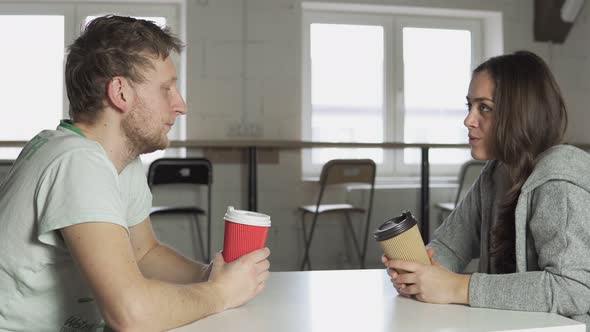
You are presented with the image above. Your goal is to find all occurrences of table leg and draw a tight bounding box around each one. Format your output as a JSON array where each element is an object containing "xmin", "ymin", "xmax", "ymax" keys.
[
  {"xmin": 248, "ymin": 147, "xmax": 258, "ymax": 212},
  {"xmin": 207, "ymin": 186, "xmax": 212, "ymax": 262},
  {"xmin": 420, "ymin": 147, "xmax": 429, "ymax": 243}
]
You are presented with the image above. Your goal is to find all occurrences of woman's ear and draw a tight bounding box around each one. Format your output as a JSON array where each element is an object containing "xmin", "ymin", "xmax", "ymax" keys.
[{"xmin": 106, "ymin": 76, "xmax": 133, "ymax": 113}]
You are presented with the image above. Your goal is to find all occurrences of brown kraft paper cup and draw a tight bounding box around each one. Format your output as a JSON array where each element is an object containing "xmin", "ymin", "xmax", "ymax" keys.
[{"xmin": 374, "ymin": 210, "xmax": 430, "ymax": 274}]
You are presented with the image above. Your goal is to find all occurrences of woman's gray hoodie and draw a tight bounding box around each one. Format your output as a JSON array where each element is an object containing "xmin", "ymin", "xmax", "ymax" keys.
[{"xmin": 429, "ymin": 145, "xmax": 590, "ymax": 328}]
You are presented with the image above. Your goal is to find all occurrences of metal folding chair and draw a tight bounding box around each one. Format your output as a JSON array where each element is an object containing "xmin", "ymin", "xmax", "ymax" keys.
[
  {"xmin": 435, "ymin": 160, "xmax": 486, "ymax": 218},
  {"xmin": 299, "ymin": 159, "xmax": 376, "ymax": 270},
  {"xmin": 148, "ymin": 158, "xmax": 212, "ymax": 262},
  {"xmin": 0, "ymin": 160, "xmax": 14, "ymax": 185}
]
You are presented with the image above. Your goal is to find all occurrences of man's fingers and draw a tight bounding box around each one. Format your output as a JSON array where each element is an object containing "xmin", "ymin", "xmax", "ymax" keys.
[
  {"xmin": 241, "ymin": 247, "xmax": 271, "ymax": 263},
  {"xmin": 257, "ymin": 270, "xmax": 270, "ymax": 284},
  {"xmin": 213, "ymin": 252, "xmax": 225, "ymax": 266},
  {"xmin": 256, "ymin": 259, "xmax": 270, "ymax": 273},
  {"xmin": 255, "ymin": 281, "xmax": 266, "ymax": 295}
]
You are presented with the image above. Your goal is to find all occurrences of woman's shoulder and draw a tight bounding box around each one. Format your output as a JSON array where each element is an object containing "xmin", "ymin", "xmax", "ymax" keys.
[
  {"xmin": 522, "ymin": 144, "xmax": 590, "ymax": 193},
  {"xmin": 535, "ymin": 144, "xmax": 590, "ymax": 173}
]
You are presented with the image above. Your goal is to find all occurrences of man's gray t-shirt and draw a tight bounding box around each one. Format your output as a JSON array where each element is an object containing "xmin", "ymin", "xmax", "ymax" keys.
[{"xmin": 0, "ymin": 122, "xmax": 152, "ymax": 331}]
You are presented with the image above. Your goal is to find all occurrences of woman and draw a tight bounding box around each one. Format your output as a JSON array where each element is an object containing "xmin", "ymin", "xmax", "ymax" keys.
[{"xmin": 383, "ymin": 50, "xmax": 590, "ymax": 327}]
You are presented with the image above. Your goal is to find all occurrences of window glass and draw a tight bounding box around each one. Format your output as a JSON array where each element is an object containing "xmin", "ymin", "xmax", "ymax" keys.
[
  {"xmin": 0, "ymin": 15, "xmax": 64, "ymax": 159},
  {"xmin": 84, "ymin": 15, "xmax": 166, "ymax": 29},
  {"xmin": 402, "ymin": 27, "xmax": 472, "ymax": 164},
  {"xmin": 302, "ymin": 9, "xmax": 491, "ymax": 178},
  {"xmin": 310, "ymin": 23, "xmax": 384, "ymax": 165}
]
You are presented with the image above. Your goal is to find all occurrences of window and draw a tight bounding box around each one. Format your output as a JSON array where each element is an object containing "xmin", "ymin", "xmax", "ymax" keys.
[
  {"xmin": 0, "ymin": 5, "xmax": 71, "ymax": 160},
  {"xmin": 309, "ymin": 22, "xmax": 385, "ymax": 165},
  {"xmin": 302, "ymin": 4, "xmax": 502, "ymax": 178},
  {"xmin": 0, "ymin": 3, "xmax": 185, "ymax": 164},
  {"xmin": 394, "ymin": 16, "xmax": 482, "ymax": 174},
  {"xmin": 83, "ymin": 15, "xmax": 167, "ymax": 29}
]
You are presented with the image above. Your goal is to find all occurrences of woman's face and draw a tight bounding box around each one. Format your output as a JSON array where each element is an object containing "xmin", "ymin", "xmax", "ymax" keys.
[{"xmin": 464, "ymin": 70, "xmax": 495, "ymax": 160}]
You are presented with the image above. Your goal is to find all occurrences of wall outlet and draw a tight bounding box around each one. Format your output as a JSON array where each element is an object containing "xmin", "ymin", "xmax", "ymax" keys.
[{"xmin": 227, "ymin": 122, "xmax": 264, "ymax": 138}]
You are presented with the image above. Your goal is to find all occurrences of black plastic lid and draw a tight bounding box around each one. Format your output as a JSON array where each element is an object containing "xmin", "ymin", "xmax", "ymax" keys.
[{"xmin": 373, "ymin": 210, "xmax": 418, "ymax": 242}]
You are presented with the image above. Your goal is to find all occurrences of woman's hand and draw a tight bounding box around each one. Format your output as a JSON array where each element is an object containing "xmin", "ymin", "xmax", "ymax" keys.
[{"xmin": 382, "ymin": 248, "xmax": 471, "ymax": 305}]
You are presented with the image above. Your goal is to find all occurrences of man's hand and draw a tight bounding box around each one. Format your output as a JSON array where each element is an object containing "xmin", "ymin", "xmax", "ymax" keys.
[
  {"xmin": 63, "ymin": 221, "xmax": 270, "ymax": 330},
  {"xmin": 382, "ymin": 248, "xmax": 470, "ymax": 304},
  {"xmin": 208, "ymin": 248, "xmax": 271, "ymax": 310}
]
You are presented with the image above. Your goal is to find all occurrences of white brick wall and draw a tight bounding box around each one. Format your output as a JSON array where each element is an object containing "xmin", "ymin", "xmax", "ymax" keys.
[{"xmin": 151, "ymin": 0, "xmax": 590, "ymax": 271}]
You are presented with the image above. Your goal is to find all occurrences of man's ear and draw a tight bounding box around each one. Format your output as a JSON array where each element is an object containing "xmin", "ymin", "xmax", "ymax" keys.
[{"xmin": 106, "ymin": 76, "xmax": 133, "ymax": 113}]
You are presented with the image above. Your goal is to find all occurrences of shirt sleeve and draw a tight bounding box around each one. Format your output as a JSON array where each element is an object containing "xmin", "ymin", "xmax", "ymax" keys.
[
  {"xmin": 120, "ymin": 157, "xmax": 152, "ymax": 227},
  {"xmin": 469, "ymin": 181, "xmax": 590, "ymax": 317},
  {"xmin": 35, "ymin": 149, "xmax": 128, "ymax": 248}
]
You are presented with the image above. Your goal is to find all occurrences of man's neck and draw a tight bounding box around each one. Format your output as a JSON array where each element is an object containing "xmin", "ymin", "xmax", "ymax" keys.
[{"xmin": 73, "ymin": 119, "xmax": 137, "ymax": 173}]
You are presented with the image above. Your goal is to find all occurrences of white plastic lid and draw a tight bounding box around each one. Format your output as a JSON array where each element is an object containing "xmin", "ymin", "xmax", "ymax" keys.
[{"xmin": 224, "ymin": 206, "xmax": 271, "ymax": 227}]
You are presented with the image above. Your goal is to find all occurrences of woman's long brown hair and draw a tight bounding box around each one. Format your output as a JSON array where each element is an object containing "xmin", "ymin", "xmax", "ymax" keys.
[{"xmin": 473, "ymin": 51, "xmax": 568, "ymax": 273}]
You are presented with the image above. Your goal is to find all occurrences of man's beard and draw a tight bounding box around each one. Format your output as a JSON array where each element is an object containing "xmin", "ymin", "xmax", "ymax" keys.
[{"xmin": 121, "ymin": 98, "xmax": 169, "ymax": 157}]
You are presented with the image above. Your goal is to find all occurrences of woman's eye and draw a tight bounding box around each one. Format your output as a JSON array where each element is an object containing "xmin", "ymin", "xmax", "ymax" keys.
[
  {"xmin": 478, "ymin": 104, "xmax": 492, "ymax": 112},
  {"xmin": 465, "ymin": 102, "xmax": 472, "ymax": 112}
]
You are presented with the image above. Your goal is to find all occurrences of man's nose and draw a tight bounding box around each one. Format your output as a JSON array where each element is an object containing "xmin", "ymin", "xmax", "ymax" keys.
[{"xmin": 173, "ymin": 92, "xmax": 187, "ymax": 115}]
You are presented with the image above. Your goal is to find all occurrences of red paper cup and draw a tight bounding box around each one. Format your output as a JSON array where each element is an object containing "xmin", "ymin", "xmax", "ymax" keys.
[{"xmin": 222, "ymin": 206, "xmax": 271, "ymax": 262}]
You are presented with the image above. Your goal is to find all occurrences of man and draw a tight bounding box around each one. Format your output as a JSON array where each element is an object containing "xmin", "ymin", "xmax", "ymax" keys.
[{"xmin": 0, "ymin": 15, "xmax": 270, "ymax": 331}]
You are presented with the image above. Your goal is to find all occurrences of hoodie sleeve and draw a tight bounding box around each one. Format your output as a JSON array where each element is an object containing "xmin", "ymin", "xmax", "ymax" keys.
[
  {"xmin": 469, "ymin": 181, "xmax": 590, "ymax": 317},
  {"xmin": 427, "ymin": 166, "xmax": 486, "ymax": 273}
]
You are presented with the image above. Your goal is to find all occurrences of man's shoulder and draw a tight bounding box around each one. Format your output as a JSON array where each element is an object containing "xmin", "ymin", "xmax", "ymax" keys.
[
  {"xmin": 7, "ymin": 129, "xmax": 113, "ymax": 185},
  {"xmin": 21, "ymin": 129, "xmax": 104, "ymax": 163}
]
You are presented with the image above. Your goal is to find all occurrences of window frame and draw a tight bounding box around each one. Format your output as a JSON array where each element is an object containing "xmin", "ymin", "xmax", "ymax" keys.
[
  {"xmin": 392, "ymin": 15, "xmax": 483, "ymax": 176},
  {"xmin": 302, "ymin": 11, "xmax": 393, "ymax": 178},
  {"xmin": 0, "ymin": 3, "xmax": 75, "ymax": 121},
  {"xmin": 301, "ymin": 3, "xmax": 501, "ymax": 181},
  {"xmin": 0, "ymin": 2, "xmax": 186, "ymax": 162}
]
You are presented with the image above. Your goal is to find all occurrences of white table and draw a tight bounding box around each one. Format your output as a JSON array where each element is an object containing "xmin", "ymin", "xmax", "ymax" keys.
[{"xmin": 170, "ymin": 269, "xmax": 585, "ymax": 332}]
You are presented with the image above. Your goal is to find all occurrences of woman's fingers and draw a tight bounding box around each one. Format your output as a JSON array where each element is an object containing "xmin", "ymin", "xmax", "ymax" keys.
[
  {"xmin": 394, "ymin": 272, "xmax": 416, "ymax": 284},
  {"xmin": 388, "ymin": 259, "xmax": 421, "ymax": 273},
  {"xmin": 393, "ymin": 282, "xmax": 406, "ymax": 289},
  {"xmin": 426, "ymin": 247, "xmax": 435, "ymax": 258},
  {"xmin": 386, "ymin": 268, "xmax": 398, "ymax": 279},
  {"xmin": 399, "ymin": 283, "xmax": 420, "ymax": 295}
]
